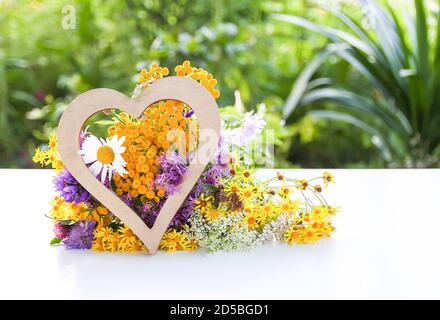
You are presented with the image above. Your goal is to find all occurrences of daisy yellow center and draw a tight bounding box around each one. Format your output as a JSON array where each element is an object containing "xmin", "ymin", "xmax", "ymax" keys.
[{"xmin": 96, "ymin": 145, "xmax": 115, "ymax": 164}]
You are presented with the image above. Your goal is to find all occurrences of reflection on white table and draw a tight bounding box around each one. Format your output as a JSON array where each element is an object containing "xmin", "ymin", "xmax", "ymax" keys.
[{"xmin": 0, "ymin": 169, "xmax": 439, "ymax": 299}]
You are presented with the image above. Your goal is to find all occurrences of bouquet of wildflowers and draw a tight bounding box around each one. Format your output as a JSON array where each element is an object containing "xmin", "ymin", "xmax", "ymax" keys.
[{"xmin": 33, "ymin": 61, "xmax": 338, "ymax": 253}]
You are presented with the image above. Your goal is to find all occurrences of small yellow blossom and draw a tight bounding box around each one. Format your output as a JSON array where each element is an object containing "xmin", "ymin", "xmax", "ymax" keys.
[
  {"xmin": 237, "ymin": 164, "xmax": 254, "ymax": 183},
  {"xmin": 279, "ymin": 184, "xmax": 292, "ymax": 198},
  {"xmin": 49, "ymin": 196, "xmax": 88, "ymax": 221},
  {"xmin": 193, "ymin": 194, "xmax": 214, "ymax": 213},
  {"xmin": 224, "ymin": 181, "xmax": 240, "ymax": 196},
  {"xmin": 48, "ymin": 133, "xmax": 57, "ymax": 150},
  {"xmin": 32, "ymin": 147, "xmax": 46, "ymax": 166},
  {"xmin": 117, "ymin": 225, "xmax": 137, "ymax": 250},
  {"xmin": 242, "ymin": 211, "xmax": 260, "ymax": 229},
  {"xmin": 239, "ymin": 186, "xmax": 254, "ymax": 203},
  {"xmin": 298, "ymin": 179, "xmax": 309, "ymax": 191},
  {"xmin": 284, "ymin": 227, "xmax": 302, "ymax": 245},
  {"xmin": 159, "ymin": 229, "xmax": 192, "ymax": 252},
  {"xmin": 323, "ymin": 171, "xmax": 335, "ymax": 187},
  {"xmin": 204, "ymin": 208, "xmax": 223, "ymax": 221},
  {"xmin": 279, "ymin": 199, "xmax": 301, "ymax": 214}
]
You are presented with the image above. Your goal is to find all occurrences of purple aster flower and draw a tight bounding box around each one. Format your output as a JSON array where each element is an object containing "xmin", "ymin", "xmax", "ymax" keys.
[
  {"xmin": 53, "ymin": 169, "xmax": 91, "ymax": 204},
  {"xmin": 121, "ymin": 193, "xmax": 133, "ymax": 206},
  {"xmin": 142, "ymin": 201, "xmax": 164, "ymax": 228},
  {"xmin": 202, "ymin": 161, "xmax": 229, "ymax": 187},
  {"xmin": 169, "ymin": 203, "xmax": 194, "ymax": 228},
  {"xmin": 140, "ymin": 198, "xmax": 194, "ymax": 228},
  {"xmin": 63, "ymin": 220, "xmax": 96, "ymax": 250},
  {"xmin": 154, "ymin": 151, "xmax": 188, "ymax": 196},
  {"xmin": 53, "ymin": 223, "xmax": 70, "ymax": 239},
  {"xmin": 214, "ymin": 134, "xmax": 230, "ymax": 165},
  {"xmin": 141, "ymin": 201, "xmax": 156, "ymax": 216}
]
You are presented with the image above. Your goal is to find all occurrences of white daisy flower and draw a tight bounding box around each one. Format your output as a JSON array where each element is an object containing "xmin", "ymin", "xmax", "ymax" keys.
[{"xmin": 79, "ymin": 134, "xmax": 128, "ymax": 183}]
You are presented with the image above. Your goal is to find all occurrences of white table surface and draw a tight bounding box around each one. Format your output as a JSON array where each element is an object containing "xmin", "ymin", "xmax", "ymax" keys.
[{"xmin": 0, "ymin": 168, "xmax": 439, "ymax": 299}]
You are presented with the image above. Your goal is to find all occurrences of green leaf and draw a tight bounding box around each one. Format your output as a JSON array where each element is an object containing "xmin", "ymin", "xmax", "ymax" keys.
[
  {"xmin": 309, "ymin": 110, "xmax": 392, "ymax": 161},
  {"xmin": 434, "ymin": 0, "xmax": 440, "ymax": 65},
  {"xmin": 11, "ymin": 90, "xmax": 40, "ymax": 106},
  {"xmin": 367, "ymin": 1, "xmax": 405, "ymax": 77},
  {"xmin": 50, "ymin": 237, "xmax": 63, "ymax": 245},
  {"xmin": 414, "ymin": 0, "xmax": 430, "ymax": 83},
  {"xmin": 44, "ymin": 214, "xmax": 72, "ymax": 225},
  {"xmin": 282, "ymin": 50, "xmax": 331, "ymax": 120},
  {"xmin": 203, "ymin": 184, "xmax": 219, "ymax": 193},
  {"xmin": 94, "ymin": 120, "xmax": 117, "ymax": 125},
  {"xmin": 273, "ymin": 14, "xmax": 375, "ymax": 55},
  {"xmin": 300, "ymin": 88, "xmax": 410, "ymax": 137}
]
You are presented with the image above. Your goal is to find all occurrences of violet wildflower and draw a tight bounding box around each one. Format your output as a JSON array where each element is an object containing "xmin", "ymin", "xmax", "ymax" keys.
[
  {"xmin": 183, "ymin": 110, "xmax": 194, "ymax": 118},
  {"xmin": 154, "ymin": 151, "xmax": 188, "ymax": 196},
  {"xmin": 203, "ymin": 161, "xmax": 229, "ymax": 187},
  {"xmin": 53, "ymin": 169, "xmax": 91, "ymax": 204},
  {"xmin": 63, "ymin": 220, "xmax": 96, "ymax": 250},
  {"xmin": 121, "ymin": 193, "xmax": 133, "ymax": 206},
  {"xmin": 143, "ymin": 201, "xmax": 164, "ymax": 228},
  {"xmin": 215, "ymin": 134, "xmax": 230, "ymax": 165},
  {"xmin": 240, "ymin": 111, "xmax": 266, "ymax": 144},
  {"xmin": 53, "ymin": 223, "xmax": 70, "ymax": 239},
  {"xmin": 222, "ymin": 111, "xmax": 266, "ymax": 147},
  {"xmin": 141, "ymin": 198, "xmax": 194, "ymax": 228},
  {"xmin": 169, "ymin": 202, "xmax": 194, "ymax": 227}
]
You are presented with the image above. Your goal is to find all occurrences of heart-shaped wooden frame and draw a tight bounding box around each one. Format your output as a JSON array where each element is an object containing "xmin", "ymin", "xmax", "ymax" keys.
[{"xmin": 57, "ymin": 76, "xmax": 221, "ymax": 254}]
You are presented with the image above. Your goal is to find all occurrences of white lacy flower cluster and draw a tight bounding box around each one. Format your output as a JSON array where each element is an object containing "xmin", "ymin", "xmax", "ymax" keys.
[{"xmin": 187, "ymin": 211, "xmax": 295, "ymax": 253}]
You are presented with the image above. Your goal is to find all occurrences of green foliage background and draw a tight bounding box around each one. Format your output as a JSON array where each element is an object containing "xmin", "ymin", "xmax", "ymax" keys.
[{"xmin": 0, "ymin": 0, "xmax": 436, "ymax": 168}]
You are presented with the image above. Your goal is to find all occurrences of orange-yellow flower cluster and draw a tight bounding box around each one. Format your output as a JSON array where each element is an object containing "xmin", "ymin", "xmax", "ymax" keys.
[
  {"xmin": 32, "ymin": 133, "xmax": 64, "ymax": 171},
  {"xmin": 108, "ymin": 101, "xmax": 197, "ymax": 202},
  {"xmin": 137, "ymin": 63, "xmax": 169, "ymax": 83},
  {"xmin": 159, "ymin": 229, "xmax": 196, "ymax": 252},
  {"xmin": 175, "ymin": 60, "xmax": 220, "ymax": 99},
  {"xmin": 284, "ymin": 205, "xmax": 337, "ymax": 244},
  {"xmin": 108, "ymin": 61, "xmax": 220, "ymax": 205},
  {"xmin": 138, "ymin": 61, "xmax": 220, "ymax": 99},
  {"xmin": 92, "ymin": 225, "xmax": 148, "ymax": 252},
  {"xmin": 50, "ymin": 196, "xmax": 112, "ymax": 225}
]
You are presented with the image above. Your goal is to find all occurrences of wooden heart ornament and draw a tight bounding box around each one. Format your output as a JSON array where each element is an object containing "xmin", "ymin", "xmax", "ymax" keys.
[{"xmin": 57, "ymin": 76, "xmax": 221, "ymax": 254}]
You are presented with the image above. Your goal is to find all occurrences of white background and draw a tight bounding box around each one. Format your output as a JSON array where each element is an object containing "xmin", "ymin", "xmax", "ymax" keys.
[{"xmin": 0, "ymin": 169, "xmax": 439, "ymax": 299}]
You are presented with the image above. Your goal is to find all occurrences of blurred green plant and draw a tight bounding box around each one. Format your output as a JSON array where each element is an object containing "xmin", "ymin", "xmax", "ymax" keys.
[
  {"xmin": 275, "ymin": 0, "xmax": 440, "ymax": 167},
  {"xmin": 1, "ymin": 0, "xmax": 313, "ymax": 167},
  {"xmin": 1, "ymin": 0, "xmax": 419, "ymax": 168}
]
